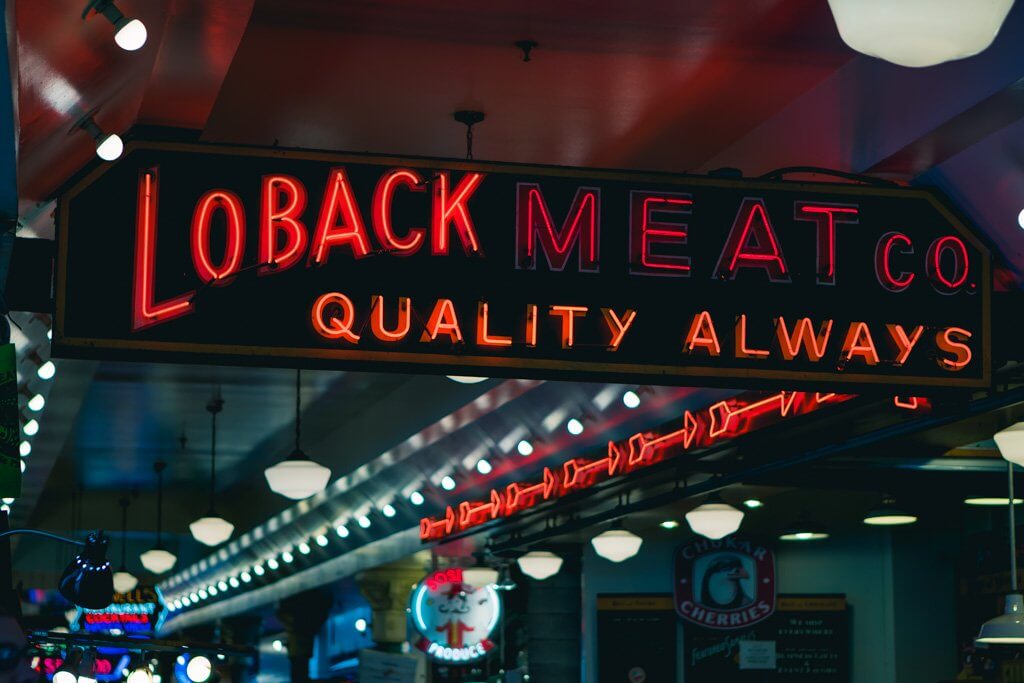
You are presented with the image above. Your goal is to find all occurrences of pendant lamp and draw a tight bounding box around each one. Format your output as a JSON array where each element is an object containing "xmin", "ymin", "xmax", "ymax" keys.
[
  {"xmin": 591, "ymin": 522, "xmax": 643, "ymax": 562},
  {"xmin": 517, "ymin": 550, "xmax": 563, "ymax": 580},
  {"xmin": 995, "ymin": 423, "xmax": 1024, "ymax": 467},
  {"xmin": 685, "ymin": 493, "xmax": 744, "ymax": 540},
  {"xmin": 112, "ymin": 497, "xmax": 138, "ymax": 594},
  {"xmin": 779, "ymin": 511, "xmax": 830, "ymax": 542},
  {"xmin": 977, "ymin": 461, "xmax": 1024, "ymax": 644},
  {"xmin": 826, "ymin": 0, "xmax": 1014, "ymax": 68},
  {"xmin": 190, "ymin": 392, "xmax": 235, "ymax": 546},
  {"xmin": 463, "ymin": 552, "xmax": 499, "ymax": 587},
  {"xmin": 140, "ymin": 461, "xmax": 176, "ymax": 574},
  {"xmin": 264, "ymin": 370, "xmax": 331, "ymax": 500},
  {"xmin": 863, "ymin": 496, "xmax": 918, "ymax": 526}
]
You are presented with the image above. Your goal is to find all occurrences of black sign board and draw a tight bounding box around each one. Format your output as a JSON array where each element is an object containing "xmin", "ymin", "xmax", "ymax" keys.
[
  {"xmin": 55, "ymin": 142, "xmax": 991, "ymax": 390},
  {"xmin": 597, "ymin": 595, "xmax": 678, "ymax": 683}
]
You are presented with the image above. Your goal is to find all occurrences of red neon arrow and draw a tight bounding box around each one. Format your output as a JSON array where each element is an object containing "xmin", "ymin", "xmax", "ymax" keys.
[
  {"xmin": 708, "ymin": 391, "xmax": 798, "ymax": 439},
  {"xmin": 458, "ymin": 489, "xmax": 504, "ymax": 527},
  {"xmin": 419, "ymin": 505, "xmax": 457, "ymax": 541},
  {"xmin": 505, "ymin": 467, "xmax": 558, "ymax": 512},
  {"xmin": 563, "ymin": 447, "xmax": 622, "ymax": 490},
  {"xmin": 627, "ymin": 410, "xmax": 699, "ymax": 467}
]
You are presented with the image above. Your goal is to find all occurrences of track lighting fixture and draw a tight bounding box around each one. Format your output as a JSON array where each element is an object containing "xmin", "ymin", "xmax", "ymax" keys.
[
  {"xmin": 71, "ymin": 111, "xmax": 123, "ymax": 161},
  {"xmin": 82, "ymin": 0, "xmax": 147, "ymax": 51}
]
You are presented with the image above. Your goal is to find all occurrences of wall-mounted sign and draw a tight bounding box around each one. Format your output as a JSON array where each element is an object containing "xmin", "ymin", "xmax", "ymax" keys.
[
  {"xmin": 72, "ymin": 585, "xmax": 165, "ymax": 636},
  {"xmin": 675, "ymin": 537, "xmax": 776, "ymax": 630},
  {"xmin": 420, "ymin": 390, "xmax": 928, "ymax": 542},
  {"xmin": 55, "ymin": 142, "xmax": 990, "ymax": 390},
  {"xmin": 409, "ymin": 568, "xmax": 501, "ymax": 662}
]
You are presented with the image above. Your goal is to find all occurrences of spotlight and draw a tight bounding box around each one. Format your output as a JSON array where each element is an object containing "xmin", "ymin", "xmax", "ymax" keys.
[
  {"xmin": 267, "ymin": 558, "xmax": 279, "ymax": 571},
  {"xmin": 409, "ymin": 491, "xmax": 425, "ymax": 505},
  {"xmin": 37, "ymin": 360, "xmax": 56, "ymax": 380},
  {"xmin": 517, "ymin": 440, "xmax": 534, "ymax": 456},
  {"xmin": 83, "ymin": 0, "xmax": 148, "ymax": 51},
  {"xmin": 240, "ymin": 571, "xmax": 252, "ymax": 583},
  {"xmin": 743, "ymin": 499, "xmax": 764, "ymax": 509},
  {"xmin": 185, "ymin": 655, "xmax": 212, "ymax": 683},
  {"xmin": 27, "ymin": 394, "xmax": 44, "ymax": 411},
  {"xmin": 659, "ymin": 520, "xmax": 679, "ymax": 529},
  {"xmin": 567, "ymin": 418, "xmax": 584, "ymax": 436},
  {"xmin": 335, "ymin": 525, "xmax": 350, "ymax": 538},
  {"xmin": 298, "ymin": 542, "xmax": 311, "ymax": 555},
  {"xmin": 357, "ymin": 515, "xmax": 372, "ymax": 529},
  {"xmin": 476, "ymin": 459, "xmax": 492, "ymax": 475},
  {"xmin": 19, "ymin": 441, "xmax": 30, "ymax": 457},
  {"xmin": 354, "ymin": 618, "xmax": 368, "ymax": 633},
  {"xmin": 228, "ymin": 576, "xmax": 240, "ymax": 588},
  {"xmin": 315, "ymin": 534, "xmax": 328, "ymax": 547},
  {"xmin": 281, "ymin": 550, "xmax": 294, "ymax": 564},
  {"xmin": 70, "ymin": 113, "xmax": 123, "ymax": 161},
  {"xmin": 382, "ymin": 504, "xmax": 397, "ymax": 518},
  {"xmin": 271, "ymin": 640, "xmax": 283, "ymax": 652},
  {"xmin": 441, "ymin": 476, "xmax": 456, "ymax": 491},
  {"xmin": 23, "ymin": 419, "xmax": 39, "ymax": 436},
  {"xmin": 253, "ymin": 564, "xmax": 266, "ymax": 576},
  {"xmin": 622, "ymin": 390, "xmax": 641, "ymax": 408}
]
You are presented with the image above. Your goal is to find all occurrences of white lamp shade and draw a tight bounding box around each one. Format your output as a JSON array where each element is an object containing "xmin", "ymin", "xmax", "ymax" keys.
[
  {"xmin": 189, "ymin": 516, "xmax": 235, "ymax": 546},
  {"xmin": 53, "ymin": 671, "xmax": 76, "ymax": 683},
  {"xmin": 446, "ymin": 375, "xmax": 488, "ymax": 384},
  {"xmin": 114, "ymin": 18, "xmax": 148, "ymax": 51},
  {"xmin": 977, "ymin": 594, "xmax": 1024, "ymax": 644},
  {"xmin": 517, "ymin": 551, "xmax": 563, "ymax": 580},
  {"xmin": 126, "ymin": 668, "xmax": 153, "ymax": 683},
  {"xmin": 685, "ymin": 501, "xmax": 744, "ymax": 540},
  {"xmin": 827, "ymin": 0, "xmax": 1014, "ymax": 67},
  {"xmin": 139, "ymin": 548, "xmax": 177, "ymax": 574},
  {"xmin": 591, "ymin": 529, "xmax": 643, "ymax": 562},
  {"xmin": 264, "ymin": 455, "xmax": 331, "ymax": 500},
  {"xmin": 995, "ymin": 423, "xmax": 1024, "ymax": 466},
  {"xmin": 185, "ymin": 656, "xmax": 213, "ymax": 683},
  {"xmin": 462, "ymin": 566, "xmax": 499, "ymax": 587},
  {"xmin": 95, "ymin": 133, "xmax": 124, "ymax": 161},
  {"xmin": 112, "ymin": 571, "xmax": 139, "ymax": 594}
]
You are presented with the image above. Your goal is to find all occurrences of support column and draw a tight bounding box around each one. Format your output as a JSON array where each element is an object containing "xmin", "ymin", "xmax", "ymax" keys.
[
  {"xmin": 355, "ymin": 558, "xmax": 426, "ymax": 652},
  {"xmin": 277, "ymin": 588, "xmax": 331, "ymax": 683},
  {"xmin": 220, "ymin": 615, "xmax": 264, "ymax": 683},
  {"xmin": 526, "ymin": 544, "xmax": 582, "ymax": 683}
]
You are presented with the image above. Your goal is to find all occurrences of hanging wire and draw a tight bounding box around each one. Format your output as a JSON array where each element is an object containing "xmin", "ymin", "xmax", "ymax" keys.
[
  {"xmin": 295, "ymin": 369, "xmax": 302, "ymax": 450},
  {"xmin": 119, "ymin": 497, "xmax": 129, "ymax": 570},
  {"xmin": 155, "ymin": 460, "xmax": 167, "ymax": 547},
  {"xmin": 466, "ymin": 124, "xmax": 474, "ymax": 161},
  {"xmin": 1010, "ymin": 460, "xmax": 1018, "ymax": 591},
  {"xmin": 207, "ymin": 388, "xmax": 224, "ymax": 512}
]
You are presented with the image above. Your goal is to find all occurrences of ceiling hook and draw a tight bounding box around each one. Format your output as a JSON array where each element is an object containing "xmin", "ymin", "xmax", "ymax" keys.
[{"xmin": 515, "ymin": 40, "xmax": 539, "ymax": 62}]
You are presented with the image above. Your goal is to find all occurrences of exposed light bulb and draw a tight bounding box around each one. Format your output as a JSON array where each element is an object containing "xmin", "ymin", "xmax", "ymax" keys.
[
  {"xmin": 357, "ymin": 515, "xmax": 372, "ymax": 529},
  {"xmin": 281, "ymin": 551, "xmax": 294, "ymax": 564},
  {"xmin": 27, "ymin": 394, "xmax": 45, "ymax": 411},
  {"xmin": 335, "ymin": 524, "xmax": 350, "ymax": 538},
  {"xmin": 441, "ymin": 475, "xmax": 456, "ymax": 491},
  {"xmin": 476, "ymin": 459, "xmax": 492, "ymax": 475},
  {"xmin": 114, "ymin": 18, "xmax": 147, "ymax": 51},
  {"xmin": 382, "ymin": 503, "xmax": 396, "ymax": 517},
  {"xmin": 95, "ymin": 133, "xmax": 124, "ymax": 161},
  {"xmin": 23, "ymin": 419, "xmax": 39, "ymax": 436},
  {"xmin": 37, "ymin": 360, "xmax": 56, "ymax": 380},
  {"xmin": 409, "ymin": 491, "xmax": 425, "ymax": 505},
  {"xmin": 315, "ymin": 534, "xmax": 329, "ymax": 547},
  {"xmin": 446, "ymin": 376, "xmax": 488, "ymax": 384},
  {"xmin": 623, "ymin": 390, "xmax": 641, "ymax": 408},
  {"xmin": 354, "ymin": 618, "xmax": 368, "ymax": 633},
  {"xmin": 567, "ymin": 418, "xmax": 584, "ymax": 435},
  {"xmin": 517, "ymin": 440, "xmax": 534, "ymax": 456},
  {"xmin": 19, "ymin": 441, "xmax": 30, "ymax": 457},
  {"xmin": 298, "ymin": 542, "xmax": 311, "ymax": 555}
]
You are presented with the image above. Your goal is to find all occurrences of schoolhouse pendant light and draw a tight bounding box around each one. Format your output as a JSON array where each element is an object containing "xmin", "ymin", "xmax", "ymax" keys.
[
  {"xmin": 591, "ymin": 523, "xmax": 643, "ymax": 563},
  {"xmin": 447, "ymin": 376, "xmax": 488, "ymax": 384},
  {"xmin": 995, "ymin": 422, "xmax": 1024, "ymax": 467},
  {"xmin": 863, "ymin": 496, "xmax": 918, "ymax": 526},
  {"xmin": 779, "ymin": 511, "xmax": 830, "ymax": 542},
  {"xmin": 190, "ymin": 391, "xmax": 235, "ymax": 546},
  {"xmin": 265, "ymin": 370, "xmax": 331, "ymax": 500},
  {"xmin": 112, "ymin": 497, "xmax": 138, "ymax": 594},
  {"xmin": 685, "ymin": 494, "xmax": 744, "ymax": 540},
  {"xmin": 463, "ymin": 554, "xmax": 499, "ymax": 587},
  {"xmin": 83, "ymin": 0, "xmax": 148, "ymax": 51},
  {"xmin": 517, "ymin": 550, "xmax": 563, "ymax": 580},
  {"xmin": 977, "ymin": 461, "xmax": 1024, "ymax": 644},
  {"xmin": 140, "ymin": 461, "xmax": 176, "ymax": 574},
  {"xmin": 826, "ymin": 0, "xmax": 1014, "ymax": 68}
]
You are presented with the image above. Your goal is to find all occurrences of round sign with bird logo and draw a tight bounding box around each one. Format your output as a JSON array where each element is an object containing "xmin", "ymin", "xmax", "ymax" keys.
[
  {"xmin": 674, "ymin": 537, "xmax": 775, "ymax": 629},
  {"xmin": 410, "ymin": 568, "xmax": 501, "ymax": 662}
]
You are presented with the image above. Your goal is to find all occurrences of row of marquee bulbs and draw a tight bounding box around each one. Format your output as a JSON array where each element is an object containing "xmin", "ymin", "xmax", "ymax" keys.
[
  {"xmin": 7, "ymin": 350, "xmax": 59, "ymax": 516},
  {"xmin": 52, "ymin": 651, "xmax": 212, "ymax": 683}
]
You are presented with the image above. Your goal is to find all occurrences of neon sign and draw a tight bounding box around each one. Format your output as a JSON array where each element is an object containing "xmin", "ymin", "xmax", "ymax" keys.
[
  {"xmin": 55, "ymin": 142, "xmax": 990, "ymax": 390},
  {"xmin": 73, "ymin": 585, "xmax": 166, "ymax": 636},
  {"xmin": 410, "ymin": 568, "xmax": 501, "ymax": 662},
  {"xmin": 419, "ymin": 391, "xmax": 929, "ymax": 542}
]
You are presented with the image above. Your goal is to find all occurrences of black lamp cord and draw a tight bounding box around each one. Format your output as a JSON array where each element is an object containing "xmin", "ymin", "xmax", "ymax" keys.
[
  {"xmin": 118, "ymin": 497, "xmax": 129, "ymax": 571},
  {"xmin": 295, "ymin": 369, "xmax": 302, "ymax": 451},
  {"xmin": 1010, "ymin": 460, "xmax": 1018, "ymax": 592},
  {"xmin": 154, "ymin": 461, "xmax": 166, "ymax": 548}
]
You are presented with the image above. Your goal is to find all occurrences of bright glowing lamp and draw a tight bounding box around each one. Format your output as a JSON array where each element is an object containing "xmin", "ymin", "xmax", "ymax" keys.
[
  {"xmin": 463, "ymin": 566, "xmax": 500, "ymax": 587},
  {"xmin": 591, "ymin": 528, "xmax": 643, "ymax": 562},
  {"xmin": 127, "ymin": 666, "xmax": 153, "ymax": 683},
  {"xmin": 685, "ymin": 495, "xmax": 744, "ymax": 540},
  {"xmin": 827, "ymin": 0, "xmax": 1014, "ymax": 67},
  {"xmin": 995, "ymin": 422, "xmax": 1024, "ymax": 466},
  {"xmin": 266, "ymin": 370, "xmax": 331, "ymax": 499},
  {"xmin": 112, "ymin": 571, "xmax": 138, "ymax": 594},
  {"xmin": 95, "ymin": 134, "xmax": 124, "ymax": 161},
  {"xmin": 140, "ymin": 548, "xmax": 176, "ymax": 574},
  {"xmin": 517, "ymin": 551, "xmax": 563, "ymax": 580},
  {"xmin": 863, "ymin": 497, "xmax": 917, "ymax": 526},
  {"xmin": 447, "ymin": 376, "xmax": 488, "ymax": 384},
  {"xmin": 114, "ymin": 18, "xmax": 147, "ymax": 51},
  {"xmin": 185, "ymin": 656, "xmax": 212, "ymax": 683},
  {"xmin": 189, "ymin": 516, "xmax": 235, "ymax": 547},
  {"xmin": 978, "ymin": 460, "xmax": 1024, "ymax": 644}
]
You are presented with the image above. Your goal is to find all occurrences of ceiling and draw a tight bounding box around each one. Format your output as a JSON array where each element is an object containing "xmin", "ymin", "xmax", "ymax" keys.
[{"xmin": 6, "ymin": 0, "xmax": 1024, "ymax": 623}]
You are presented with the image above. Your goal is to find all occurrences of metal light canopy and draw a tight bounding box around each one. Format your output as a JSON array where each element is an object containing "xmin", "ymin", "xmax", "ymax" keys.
[
  {"xmin": 265, "ymin": 370, "xmax": 331, "ymax": 500},
  {"xmin": 827, "ymin": 0, "xmax": 1014, "ymax": 68},
  {"xmin": 685, "ymin": 494, "xmax": 744, "ymax": 540}
]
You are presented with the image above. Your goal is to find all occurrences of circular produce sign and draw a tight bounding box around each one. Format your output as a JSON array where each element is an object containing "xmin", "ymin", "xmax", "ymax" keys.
[{"xmin": 409, "ymin": 568, "xmax": 501, "ymax": 662}]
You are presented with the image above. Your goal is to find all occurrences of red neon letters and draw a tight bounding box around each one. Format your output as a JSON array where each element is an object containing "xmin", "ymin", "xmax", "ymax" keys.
[
  {"xmin": 630, "ymin": 192, "xmax": 693, "ymax": 275},
  {"xmin": 714, "ymin": 198, "xmax": 790, "ymax": 282},
  {"xmin": 516, "ymin": 184, "xmax": 600, "ymax": 272}
]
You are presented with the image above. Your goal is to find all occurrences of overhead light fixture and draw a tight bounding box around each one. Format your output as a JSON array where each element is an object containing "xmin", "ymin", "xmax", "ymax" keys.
[
  {"xmin": 779, "ymin": 512, "xmax": 830, "ymax": 542},
  {"xmin": 185, "ymin": 655, "xmax": 213, "ymax": 683},
  {"xmin": 70, "ymin": 111, "xmax": 124, "ymax": 161},
  {"xmin": 190, "ymin": 392, "xmax": 235, "ymax": 546},
  {"xmin": 476, "ymin": 459, "xmax": 492, "ymax": 475},
  {"xmin": 826, "ymin": 0, "xmax": 1013, "ymax": 67},
  {"xmin": 516, "ymin": 439, "xmax": 534, "ymax": 456},
  {"xmin": 685, "ymin": 494, "xmax": 744, "ymax": 540},
  {"xmin": 409, "ymin": 491, "xmax": 425, "ymax": 505},
  {"xmin": 265, "ymin": 370, "xmax": 331, "ymax": 500},
  {"xmin": 440, "ymin": 475, "xmax": 456, "ymax": 491},
  {"xmin": 58, "ymin": 532, "xmax": 114, "ymax": 609},
  {"xmin": 965, "ymin": 497, "xmax": 1024, "ymax": 506},
  {"xmin": 743, "ymin": 499, "xmax": 764, "ymax": 509},
  {"xmin": 495, "ymin": 565, "xmax": 517, "ymax": 592},
  {"xmin": 357, "ymin": 515, "xmax": 372, "ymax": 529},
  {"xmin": 82, "ymin": 0, "xmax": 148, "ymax": 51},
  {"xmin": 19, "ymin": 441, "xmax": 30, "ymax": 457},
  {"xmin": 354, "ymin": 617, "xmax": 369, "ymax": 633},
  {"xmin": 298, "ymin": 542, "xmax": 311, "ymax": 555},
  {"xmin": 23, "ymin": 419, "xmax": 39, "ymax": 436},
  {"xmin": 517, "ymin": 550, "xmax": 563, "ymax": 580},
  {"xmin": 591, "ymin": 524, "xmax": 643, "ymax": 562},
  {"xmin": 463, "ymin": 553, "xmax": 500, "ymax": 588},
  {"xmin": 37, "ymin": 360, "xmax": 56, "ymax": 380},
  {"xmin": 382, "ymin": 503, "xmax": 397, "ymax": 518},
  {"xmin": 1018, "ymin": 207, "xmax": 1024, "ymax": 230},
  {"xmin": 659, "ymin": 520, "xmax": 680, "ymax": 530},
  {"xmin": 622, "ymin": 390, "xmax": 641, "ymax": 409},
  {"xmin": 996, "ymin": 423, "xmax": 1024, "ymax": 466},
  {"xmin": 863, "ymin": 496, "xmax": 918, "ymax": 526},
  {"xmin": 566, "ymin": 418, "xmax": 584, "ymax": 436},
  {"xmin": 447, "ymin": 375, "xmax": 488, "ymax": 384},
  {"xmin": 978, "ymin": 461, "xmax": 1024, "ymax": 644},
  {"xmin": 112, "ymin": 497, "xmax": 138, "ymax": 594},
  {"xmin": 27, "ymin": 393, "xmax": 44, "ymax": 411},
  {"xmin": 335, "ymin": 525, "xmax": 350, "ymax": 538},
  {"xmin": 140, "ymin": 461, "xmax": 177, "ymax": 574},
  {"xmin": 126, "ymin": 664, "xmax": 152, "ymax": 683},
  {"xmin": 315, "ymin": 534, "xmax": 328, "ymax": 547}
]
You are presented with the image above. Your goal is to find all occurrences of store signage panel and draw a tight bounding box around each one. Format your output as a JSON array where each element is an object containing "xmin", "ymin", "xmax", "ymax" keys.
[
  {"xmin": 56, "ymin": 142, "xmax": 991, "ymax": 390},
  {"xmin": 71, "ymin": 585, "xmax": 165, "ymax": 636},
  {"xmin": 674, "ymin": 537, "xmax": 776, "ymax": 630},
  {"xmin": 409, "ymin": 568, "xmax": 501, "ymax": 662}
]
